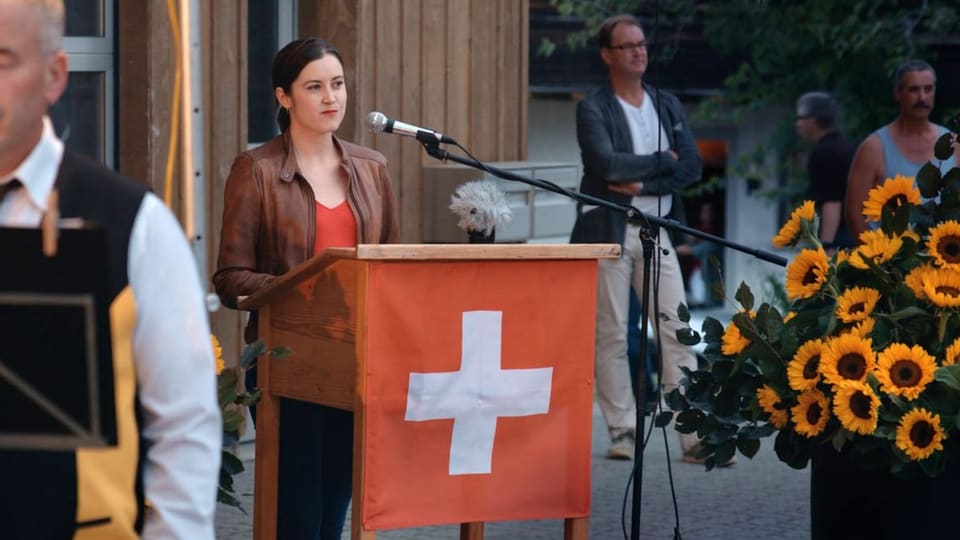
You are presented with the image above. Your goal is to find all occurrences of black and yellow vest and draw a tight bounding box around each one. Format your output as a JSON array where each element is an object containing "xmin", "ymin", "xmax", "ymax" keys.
[{"xmin": 0, "ymin": 150, "xmax": 149, "ymax": 539}]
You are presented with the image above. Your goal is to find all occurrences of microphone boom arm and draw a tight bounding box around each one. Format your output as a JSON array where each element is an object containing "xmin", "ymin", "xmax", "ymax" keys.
[{"xmin": 419, "ymin": 140, "xmax": 787, "ymax": 267}]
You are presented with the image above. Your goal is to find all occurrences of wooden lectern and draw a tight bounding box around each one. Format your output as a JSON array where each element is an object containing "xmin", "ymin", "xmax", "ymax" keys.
[{"xmin": 238, "ymin": 243, "xmax": 618, "ymax": 540}]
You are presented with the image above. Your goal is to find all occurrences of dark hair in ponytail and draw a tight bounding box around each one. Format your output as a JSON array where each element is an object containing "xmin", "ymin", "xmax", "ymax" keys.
[{"xmin": 272, "ymin": 38, "xmax": 344, "ymax": 132}]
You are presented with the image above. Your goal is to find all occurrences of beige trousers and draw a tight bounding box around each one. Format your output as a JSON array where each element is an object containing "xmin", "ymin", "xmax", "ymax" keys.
[{"xmin": 594, "ymin": 223, "xmax": 699, "ymax": 452}]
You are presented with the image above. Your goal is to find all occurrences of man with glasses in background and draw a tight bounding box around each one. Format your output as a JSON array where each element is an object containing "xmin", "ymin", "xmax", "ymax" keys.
[{"xmin": 570, "ymin": 14, "xmax": 705, "ymax": 462}]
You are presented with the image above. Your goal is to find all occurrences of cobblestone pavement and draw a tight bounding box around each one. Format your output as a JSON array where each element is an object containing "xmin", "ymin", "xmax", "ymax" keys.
[{"xmin": 215, "ymin": 402, "xmax": 810, "ymax": 540}]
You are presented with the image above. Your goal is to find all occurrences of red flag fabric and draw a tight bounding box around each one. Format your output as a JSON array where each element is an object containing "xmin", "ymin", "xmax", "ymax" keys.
[{"xmin": 361, "ymin": 259, "xmax": 595, "ymax": 530}]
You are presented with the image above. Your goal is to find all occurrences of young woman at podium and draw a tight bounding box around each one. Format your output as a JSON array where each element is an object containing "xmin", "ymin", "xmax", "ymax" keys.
[{"xmin": 213, "ymin": 37, "xmax": 399, "ymax": 540}]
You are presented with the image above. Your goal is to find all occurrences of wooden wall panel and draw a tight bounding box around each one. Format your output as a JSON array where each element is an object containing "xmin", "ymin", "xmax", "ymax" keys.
[
  {"xmin": 468, "ymin": 0, "xmax": 497, "ymax": 161},
  {"xmin": 446, "ymin": 0, "xmax": 471, "ymax": 145},
  {"xmin": 498, "ymin": 0, "xmax": 521, "ymax": 160},
  {"xmin": 117, "ymin": 0, "xmax": 176, "ymax": 197},
  {"xmin": 291, "ymin": 0, "xmax": 530, "ymax": 243},
  {"xmin": 373, "ymin": 0, "xmax": 404, "ymax": 236},
  {"xmin": 399, "ymin": 0, "xmax": 424, "ymax": 242},
  {"xmin": 204, "ymin": 0, "xmax": 247, "ymax": 365},
  {"xmin": 419, "ymin": 0, "xmax": 447, "ymax": 151},
  {"xmin": 299, "ymin": 0, "xmax": 362, "ymax": 143}
]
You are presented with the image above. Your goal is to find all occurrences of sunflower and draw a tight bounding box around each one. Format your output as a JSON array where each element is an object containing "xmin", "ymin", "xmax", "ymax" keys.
[
  {"xmin": 896, "ymin": 408, "xmax": 946, "ymax": 461},
  {"xmin": 820, "ymin": 333, "xmax": 875, "ymax": 386},
  {"xmin": 875, "ymin": 343, "xmax": 936, "ymax": 400},
  {"xmin": 773, "ymin": 200, "xmax": 816, "ymax": 247},
  {"xmin": 847, "ymin": 317, "xmax": 875, "ymax": 338},
  {"xmin": 834, "ymin": 249, "xmax": 851, "ymax": 266},
  {"xmin": 783, "ymin": 311, "xmax": 797, "ymax": 323},
  {"xmin": 832, "ymin": 382, "xmax": 880, "ymax": 435},
  {"xmin": 849, "ymin": 230, "xmax": 903, "ymax": 270},
  {"xmin": 835, "ymin": 287, "xmax": 880, "ymax": 323},
  {"xmin": 788, "ymin": 339, "xmax": 824, "ymax": 391},
  {"xmin": 905, "ymin": 264, "xmax": 936, "ymax": 300},
  {"xmin": 921, "ymin": 267, "xmax": 960, "ymax": 308},
  {"xmin": 721, "ymin": 312, "xmax": 754, "ymax": 356},
  {"xmin": 791, "ymin": 389, "xmax": 830, "ymax": 438},
  {"xmin": 785, "ymin": 248, "xmax": 829, "ymax": 300},
  {"xmin": 861, "ymin": 175, "xmax": 922, "ymax": 223},
  {"xmin": 927, "ymin": 221, "xmax": 960, "ymax": 269},
  {"xmin": 211, "ymin": 334, "xmax": 225, "ymax": 375},
  {"xmin": 945, "ymin": 337, "xmax": 960, "ymax": 366},
  {"xmin": 757, "ymin": 385, "xmax": 789, "ymax": 428},
  {"xmin": 900, "ymin": 228, "xmax": 921, "ymax": 244}
]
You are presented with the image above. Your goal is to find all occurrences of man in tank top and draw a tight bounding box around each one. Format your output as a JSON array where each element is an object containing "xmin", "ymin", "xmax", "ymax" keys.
[{"xmin": 846, "ymin": 59, "xmax": 960, "ymax": 239}]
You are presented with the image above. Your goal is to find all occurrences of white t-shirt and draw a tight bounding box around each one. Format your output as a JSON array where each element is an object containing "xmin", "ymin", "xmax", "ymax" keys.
[{"xmin": 617, "ymin": 94, "xmax": 672, "ymax": 217}]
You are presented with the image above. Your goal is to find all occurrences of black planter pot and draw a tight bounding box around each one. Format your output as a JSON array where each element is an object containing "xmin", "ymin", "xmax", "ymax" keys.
[
  {"xmin": 810, "ymin": 438, "xmax": 960, "ymax": 539},
  {"xmin": 467, "ymin": 228, "xmax": 495, "ymax": 243}
]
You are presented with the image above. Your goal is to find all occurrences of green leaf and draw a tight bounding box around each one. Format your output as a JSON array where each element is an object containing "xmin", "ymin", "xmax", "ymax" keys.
[
  {"xmin": 891, "ymin": 200, "xmax": 910, "ymax": 235},
  {"xmin": 704, "ymin": 422, "xmax": 739, "ymax": 445},
  {"xmin": 740, "ymin": 423, "xmax": 777, "ymax": 439},
  {"xmin": 239, "ymin": 388, "xmax": 262, "ymax": 407},
  {"xmin": 831, "ymin": 428, "xmax": 854, "ymax": 452},
  {"xmin": 735, "ymin": 281, "xmax": 755, "ymax": 311},
  {"xmin": 217, "ymin": 487, "xmax": 244, "ymax": 511},
  {"xmin": 773, "ymin": 428, "xmax": 810, "ymax": 470},
  {"xmin": 934, "ymin": 132, "xmax": 955, "ymax": 160},
  {"xmin": 736, "ymin": 436, "xmax": 761, "ymax": 458},
  {"xmin": 677, "ymin": 302, "xmax": 691, "ymax": 323},
  {"xmin": 882, "ymin": 306, "xmax": 931, "ymax": 322},
  {"xmin": 218, "ymin": 384, "xmax": 237, "ymax": 409},
  {"xmin": 675, "ymin": 409, "xmax": 706, "ymax": 434},
  {"xmin": 676, "ymin": 326, "xmax": 701, "ymax": 346},
  {"xmin": 874, "ymin": 425, "xmax": 897, "ymax": 440},
  {"xmin": 943, "ymin": 167, "xmax": 960, "ymax": 189},
  {"xmin": 916, "ymin": 162, "xmax": 943, "ymax": 199},
  {"xmin": 223, "ymin": 409, "xmax": 246, "ymax": 433},
  {"xmin": 756, "ymin": 350, "xmax": 783, "ymax": 377},
  {"xmin": 268, "ymin": 346, "xmax": 293, "ymax": 359},
  {"xmin": 713, "ymin": 439, "xmax": 737, "ymax": 465},
  {"xmin": 918, "ymin": 448, "xmax": 945, "ymax": 478},
  {"xmin": 218, "ymin": 367, "xmax": 238, "ymax": 388},
  {"xmin": 710, "ymin": 279, "xmax": 726, "ymax": 304},
  {"xmin": 935, "ymin": 364, "xmax": 960, "ymax": 392},
  {"xmin": 654, "ymin": 411, "xmax": 674, "ymax": 428},
  {"xmin": 221, "ymin": 449, "xmax": 245, "ymax": 474},
  {"xmin": 702, "ymin": 317, "xmax": 726, "ymax": 345},
  {"xmin": 240, "ymin": 340, "xmax": 266, "ymax": 368},
  {"xmin": 665, "ymin": 388, "xmax": 690, "ymax": 412}
]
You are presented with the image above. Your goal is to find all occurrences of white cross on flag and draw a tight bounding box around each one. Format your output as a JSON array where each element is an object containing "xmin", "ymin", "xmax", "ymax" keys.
[{"xmin": 361, "ymin": 259, "xmax": 595, "ymax": 530}]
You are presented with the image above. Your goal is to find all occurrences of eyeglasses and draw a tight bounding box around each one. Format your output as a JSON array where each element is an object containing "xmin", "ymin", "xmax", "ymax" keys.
[{"xmin": 608, "ymin": 42, "xmax": 646, "ymax": 52}]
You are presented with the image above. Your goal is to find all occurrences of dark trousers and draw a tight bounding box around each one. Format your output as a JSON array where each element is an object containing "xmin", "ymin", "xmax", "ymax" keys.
[{"xmin": 248, "ymin": 367, "xmax": 355, "ymax": 540}]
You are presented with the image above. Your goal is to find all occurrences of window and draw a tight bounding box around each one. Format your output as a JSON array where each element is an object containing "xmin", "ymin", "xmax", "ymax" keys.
[
  {"xmin": 56, "ymin": 0, "xmax": 114, "ymax": 166},
  {"xmin": 247, "ymin": 0, "xmax": 297, "ymax": 145}
]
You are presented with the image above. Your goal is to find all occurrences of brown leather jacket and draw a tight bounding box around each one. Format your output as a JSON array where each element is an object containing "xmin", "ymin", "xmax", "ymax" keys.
[{"xmin": 213, "ymin": 132, "xmax": 399, "ymax": 341}]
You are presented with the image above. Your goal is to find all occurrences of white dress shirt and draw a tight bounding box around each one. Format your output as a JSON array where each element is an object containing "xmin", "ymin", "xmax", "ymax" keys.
[{"xmin": 0, "ymin": 118, "xmax": 221, "ymax": 539}]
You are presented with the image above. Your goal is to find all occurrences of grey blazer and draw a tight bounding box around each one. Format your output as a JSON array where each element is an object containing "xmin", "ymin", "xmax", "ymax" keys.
[{"xmin": 570, "ymin": 84, "xmax": 702, "ymax": 245}]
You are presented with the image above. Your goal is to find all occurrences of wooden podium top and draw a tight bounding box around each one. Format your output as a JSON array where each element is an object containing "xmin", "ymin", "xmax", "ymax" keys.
[
  {"xmin": 333, "ymin": 243, "xmax": 620, "ymax": 260},
  {"xmin": 237, "ymin": 243, "xmax": 618, "ymax": 310}
]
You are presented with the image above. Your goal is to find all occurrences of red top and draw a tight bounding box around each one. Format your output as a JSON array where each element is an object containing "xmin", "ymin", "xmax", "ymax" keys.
[{"xmin": 314, "ymin": 200, "xmax": 358, "ymax": 255}]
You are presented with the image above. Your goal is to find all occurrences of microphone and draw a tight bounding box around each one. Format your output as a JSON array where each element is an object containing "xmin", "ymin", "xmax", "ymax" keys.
[{"xmin": 366, "ymin": 111, "xmax": 457, "ymax": 144}]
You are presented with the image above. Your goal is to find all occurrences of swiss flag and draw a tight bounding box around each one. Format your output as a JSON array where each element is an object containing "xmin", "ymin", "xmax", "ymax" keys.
[{"xmin": 361, "ymin": 259, "xmax": 596, "ymax": 530}]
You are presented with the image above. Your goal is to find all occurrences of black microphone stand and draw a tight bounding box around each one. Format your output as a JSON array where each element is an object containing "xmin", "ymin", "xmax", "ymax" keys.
[{"xmin": 419, "ymin": 140, "xmax": 787, "ymax": 540}]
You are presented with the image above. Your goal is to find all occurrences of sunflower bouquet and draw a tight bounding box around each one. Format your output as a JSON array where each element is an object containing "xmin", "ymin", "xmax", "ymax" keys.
[{"xmin": 665, "ymin": 127, "xmax": 960, "ymax": 476}]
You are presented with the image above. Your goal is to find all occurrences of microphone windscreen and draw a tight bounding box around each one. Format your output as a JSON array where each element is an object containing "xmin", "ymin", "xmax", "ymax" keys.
[{"xmin": 366, "ymin": 111, "xmax": 387, "ymax": 133}]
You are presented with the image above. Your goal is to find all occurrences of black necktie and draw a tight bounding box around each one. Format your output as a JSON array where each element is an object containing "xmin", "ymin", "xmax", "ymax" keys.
[{"xmin": 0, "ymin": 179, "xmax": 21, "ymax": 203}]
